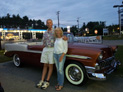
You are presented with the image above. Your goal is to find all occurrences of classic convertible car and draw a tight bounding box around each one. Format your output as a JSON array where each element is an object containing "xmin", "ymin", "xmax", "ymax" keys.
[{"xmin": 4, "ymin": 32, "xmax": 120, "ymax": 86}]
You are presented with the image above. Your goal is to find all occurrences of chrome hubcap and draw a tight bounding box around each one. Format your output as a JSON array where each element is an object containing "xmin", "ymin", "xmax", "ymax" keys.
[
  {"xmin": 68, "ymin": 66, "xmax": 82, "ymax": 82},
  {"xmin": 14, "ymin": 55, "xmax": 20, "ymax": 66}
]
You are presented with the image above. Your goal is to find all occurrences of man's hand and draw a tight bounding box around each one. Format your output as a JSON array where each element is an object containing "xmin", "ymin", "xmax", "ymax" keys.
[
  {"xmin": 62, "ymin": 36, "xmax": 68, "ymax": 41},
  {"xmin": 42, "ymin": 44, "xmax": 45, "ymax": 48}
]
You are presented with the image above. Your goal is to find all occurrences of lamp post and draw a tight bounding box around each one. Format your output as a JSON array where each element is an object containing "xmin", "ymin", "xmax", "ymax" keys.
[
  {"xmin": 56, "ymin": 11, "xmax": 60, "ymax": 27},
  {"xmin": 113, "ymin": 5, "xmax": 123, "ymax": 37},
  {"xmin": 77, "ymin": 17, "xmax": 81, "ymax": 35}
]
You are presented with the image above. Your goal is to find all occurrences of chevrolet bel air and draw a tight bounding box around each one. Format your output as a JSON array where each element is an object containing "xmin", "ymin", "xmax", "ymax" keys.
[{"xmin": 4, "ymin": 32, "xmax": 121, "ymax": 85}]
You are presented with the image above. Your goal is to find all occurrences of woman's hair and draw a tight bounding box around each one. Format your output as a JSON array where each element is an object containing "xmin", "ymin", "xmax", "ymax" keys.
[{"xmin": 54, "ymin": 27, "xmax": 63, "ymax": 37}]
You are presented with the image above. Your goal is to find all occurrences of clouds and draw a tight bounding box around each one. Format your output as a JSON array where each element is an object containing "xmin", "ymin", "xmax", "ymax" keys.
[{"xmin": 0, "ymin": 0, "xmax": 122, "ymax": 27}]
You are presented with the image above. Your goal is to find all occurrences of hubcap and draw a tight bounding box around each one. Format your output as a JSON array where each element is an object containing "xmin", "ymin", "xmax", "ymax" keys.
[
  {"xmin": 13, "ymin": 55, "xmax": 20, "ymax": 66},
  {"xmin": 68, "ymin": 66, "xmax": 82, "ymax": 82}
]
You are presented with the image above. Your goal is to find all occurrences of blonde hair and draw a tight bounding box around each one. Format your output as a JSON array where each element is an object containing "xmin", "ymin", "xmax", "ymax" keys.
[{"xmin": 54, "ymin": 27, "xmax": 63, "ymax": 38}]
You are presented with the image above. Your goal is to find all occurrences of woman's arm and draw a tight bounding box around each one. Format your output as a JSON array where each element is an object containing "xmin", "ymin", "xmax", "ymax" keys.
[{"xmin": 59, "ymin": 40, "xmax": 68, "ymax": 62}]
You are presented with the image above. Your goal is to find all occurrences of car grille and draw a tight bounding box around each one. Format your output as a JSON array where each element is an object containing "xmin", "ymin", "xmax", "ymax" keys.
[{"xmin": 98, "ymin": 56, "xmax": 115, "ymax": 69}]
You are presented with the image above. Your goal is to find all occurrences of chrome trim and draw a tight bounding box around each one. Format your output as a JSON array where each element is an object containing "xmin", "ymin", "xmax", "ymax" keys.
[
  {"xmin": 66, "ymin": 54, "xmax": 91, "ymax": 59},
  {"xmin": 86, "ymin": 66, "xmax": 106, "ymax": 80},
  {"xmin": 86, "ymin": 59, "xmax": 120, "ymax": 81},
  {"xmin": 85, "ymin": 66, "xmax": 96, "ymax": 73},
  {"xmin": 87, "ymin": 73, "xmax": 106, "ymax": 80},
  {"xmin": 85, "ymin": 66, "xmax": 95, "ymax": 70},
  {"xmin": 6, "ymin": 50, "xmax": 42, "ymax": 54},
  {"xmin": 5, "ymin": 42, "xmax": 42, "ymax": 54}
]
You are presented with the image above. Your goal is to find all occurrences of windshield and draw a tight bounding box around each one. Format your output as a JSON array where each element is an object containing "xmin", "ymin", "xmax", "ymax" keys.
[{"xmin": 63, "ymin": 32, "xmax": 74, "ymax": 43}]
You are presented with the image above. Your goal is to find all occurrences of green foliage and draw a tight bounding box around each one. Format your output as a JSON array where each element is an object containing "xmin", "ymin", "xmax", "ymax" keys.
[
  {"xmin": 0, "ymin": 50, "xmax": 12, "ymax": 63},
  {"xmin": 0, "ymin": 13, "xmax": 47, "ymax": 29},
  {"xmin": 80, "ymin": 21, "xmax": 106, "ymax": 35},
  {"xmin": 114, "ymin": 46, "xmax": 123, "ymax": 78},
  {"xmin": 108, "ymin": 25, "xmax": 119, "ymax": 34}
]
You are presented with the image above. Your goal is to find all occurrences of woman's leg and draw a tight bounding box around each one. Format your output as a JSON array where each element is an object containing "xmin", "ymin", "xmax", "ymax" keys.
[
  {"xmin": 54, "ymin": 54, "xmax": 59, "ymax": 83},
  {"xmin": 58, "ymin": 55, "xmax": 66, "ymax": 86}
]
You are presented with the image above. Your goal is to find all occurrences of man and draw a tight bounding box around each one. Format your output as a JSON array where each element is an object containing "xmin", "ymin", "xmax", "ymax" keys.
[{"xmin": 36, "ymin": 19, "xmax": 67, "ymax": 89}]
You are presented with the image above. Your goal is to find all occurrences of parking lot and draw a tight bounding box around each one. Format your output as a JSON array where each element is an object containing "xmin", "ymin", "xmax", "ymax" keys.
[{"xmin": 0, "ymin": 61, "xmax": 123, "ymax": 92}]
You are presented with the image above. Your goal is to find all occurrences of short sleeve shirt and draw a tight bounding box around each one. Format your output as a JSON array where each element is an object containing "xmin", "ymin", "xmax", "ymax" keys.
[{"xmin": 42, "ymin": 29, "xmax": 55, "ymax": 47}]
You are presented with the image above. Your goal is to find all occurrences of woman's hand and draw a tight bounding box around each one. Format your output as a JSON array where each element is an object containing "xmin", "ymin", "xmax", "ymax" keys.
[{"xmin": 59, "ymin": 53, "xmax": 65, "ymax": 62}]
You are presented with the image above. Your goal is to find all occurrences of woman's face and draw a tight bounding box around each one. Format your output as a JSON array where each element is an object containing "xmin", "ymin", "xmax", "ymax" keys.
[{"xmin": 56, "ymin": 30, "xmax": 62, "ymax": 38}]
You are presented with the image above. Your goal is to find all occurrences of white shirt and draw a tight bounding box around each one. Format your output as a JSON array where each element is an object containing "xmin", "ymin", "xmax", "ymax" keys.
[{"xmin": 54, "ymin": 38, "xmax": 68, "ymax": 54}]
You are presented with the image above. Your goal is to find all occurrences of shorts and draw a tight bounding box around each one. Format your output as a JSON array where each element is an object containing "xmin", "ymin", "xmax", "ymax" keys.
[{"xmin": 40, "ymin": 47, "xmax": 54, "ymax": 64}]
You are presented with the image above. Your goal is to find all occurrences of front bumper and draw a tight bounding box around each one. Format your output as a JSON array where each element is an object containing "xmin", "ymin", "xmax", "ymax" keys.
[{"xmin": 85, "ymin": 58, "xmax": 121, "ymax": 80}]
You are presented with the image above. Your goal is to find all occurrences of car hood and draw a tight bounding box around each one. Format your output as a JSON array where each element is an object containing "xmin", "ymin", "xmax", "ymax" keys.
[{"xmin": 68, "ymin": 42, "xmax": 114, "ymax": 58}]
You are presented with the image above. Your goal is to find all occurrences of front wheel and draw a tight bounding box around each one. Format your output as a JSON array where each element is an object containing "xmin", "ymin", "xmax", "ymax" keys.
[
  {"xmin": 13, "ymin": 54, "xmax": 21, "ymax": 67},
  {"xmin": 65, "ymin": 62, "xmax": 87, "ymax": 85}
]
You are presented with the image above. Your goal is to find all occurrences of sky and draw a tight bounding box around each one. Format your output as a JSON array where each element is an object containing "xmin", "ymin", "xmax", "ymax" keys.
[{"xmin": 0, "ymin": 0, "xmax": 123, "ymax": 28}]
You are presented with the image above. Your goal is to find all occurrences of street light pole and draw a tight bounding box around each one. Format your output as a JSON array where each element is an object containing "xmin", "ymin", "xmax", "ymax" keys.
[
  {"xmin": 113, "ymin": 5, "xmax": 123, "ymax": 37},
  {"xmin": 57, "ymin": 11, "xmax": 60, "ymax": 27},
  {"xmin": 77, "ymin": 17, "xmax": 80, "ymax": 35}
]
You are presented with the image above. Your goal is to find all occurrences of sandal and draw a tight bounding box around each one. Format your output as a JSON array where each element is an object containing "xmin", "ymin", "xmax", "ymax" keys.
[
  {"xmin": 56, "ymin": 86, "xmax": 63, "ymax": 91},
  {"xmin": 55, "ymin": 84, "xmax": 59, "ymax": 89}
]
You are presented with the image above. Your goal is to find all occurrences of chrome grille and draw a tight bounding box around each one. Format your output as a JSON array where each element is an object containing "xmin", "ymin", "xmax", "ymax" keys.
[{"xmin": 98, "ymin": 56, "xmax": 115, "ymax": 68}]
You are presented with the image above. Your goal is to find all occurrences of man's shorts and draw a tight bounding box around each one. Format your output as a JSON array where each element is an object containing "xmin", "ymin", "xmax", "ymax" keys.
[{"xmin": 40, "ymin": 47, "xmax": 54, "ymax": 64}]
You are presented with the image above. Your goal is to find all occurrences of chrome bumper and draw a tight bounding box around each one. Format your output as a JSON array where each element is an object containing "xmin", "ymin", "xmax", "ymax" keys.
[{"xmin": 85, "ymin": 59, "xmax": 121, "ymax": 81}]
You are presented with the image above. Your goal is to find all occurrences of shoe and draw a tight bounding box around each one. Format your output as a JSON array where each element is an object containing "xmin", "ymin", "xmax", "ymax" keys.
[
  {"xmin": 55, "ymin": 84, "xmax": 59, "ymax": 89},
  {"xmin": 36, "ymin": 80, "xmax": 44, "ymax": 88},
  {"xmin": 56, "ymin": 86, "xmax": 63, "ymax": 91},
  {"xmin": 41, "ymin": 81, "xmax": 50, "ymax": 89}
]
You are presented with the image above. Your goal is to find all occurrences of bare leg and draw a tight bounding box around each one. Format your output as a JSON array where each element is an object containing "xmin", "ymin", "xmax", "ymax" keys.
[
  {"xmin": 46, "ymin": 64, "xmax": 53, "ymax": 81},
  {"xmin": 41, "ymin": 63, "xmax": 48, "ymax": 81}
]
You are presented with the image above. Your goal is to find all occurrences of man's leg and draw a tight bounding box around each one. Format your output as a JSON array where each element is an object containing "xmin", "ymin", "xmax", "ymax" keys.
[
  {"xmin": 36, "ymin": 63, "xmax": 48, "ymax": 88},
  {"xmin": 41, "ymin": 63, "xmax": 48, "ymax": 81},
  {"xmin": 46, "ymin": 64, "xmax": 53, "ymax": 81},
  {"xmin": 41, "ymin": 64, "xmax": 53, "ymax": 89}
]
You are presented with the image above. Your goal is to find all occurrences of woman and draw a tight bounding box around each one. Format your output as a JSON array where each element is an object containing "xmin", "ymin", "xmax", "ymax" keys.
[{"xmin": 54, "ymin": 28, "xmax": 68, "ymax": 91}]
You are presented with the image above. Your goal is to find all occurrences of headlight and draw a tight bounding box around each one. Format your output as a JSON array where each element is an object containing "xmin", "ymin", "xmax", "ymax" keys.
[
  {"xmin": 115, "ymin": 48, "xmax": 117, "ymax": 52},
  {"xmin": 95, "ymin": 63, "xmax": 101, "ymax": 70},
  {"xmin": 4, "ymin": 50, "xmax": 7, "ymax": 55},
  {"xmin": 98, "ymin": 53, "xmax": 103, "ymax": 60}
]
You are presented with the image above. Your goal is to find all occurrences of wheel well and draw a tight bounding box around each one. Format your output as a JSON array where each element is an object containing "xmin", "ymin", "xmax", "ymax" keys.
[{"xmin": 65, "ymin": 59, "xmax": 85, "ymax": 69}]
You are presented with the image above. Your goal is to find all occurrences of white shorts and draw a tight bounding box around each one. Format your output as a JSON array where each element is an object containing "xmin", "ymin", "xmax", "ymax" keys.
[{"xmin": 40, "ymin": 47, "xmax": 54, "ymax": 64}]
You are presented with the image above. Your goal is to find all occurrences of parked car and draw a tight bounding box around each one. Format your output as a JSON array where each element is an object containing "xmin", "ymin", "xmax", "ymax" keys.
[{"xmin": 4, "ymin": 32, "xmax": 121, "ymax": 86}]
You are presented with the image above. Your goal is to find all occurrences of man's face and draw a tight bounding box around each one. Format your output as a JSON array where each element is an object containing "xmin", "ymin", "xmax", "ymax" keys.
[{"xmin": 46, "ymin": 20, "xmax": 53, "ymax": 29}]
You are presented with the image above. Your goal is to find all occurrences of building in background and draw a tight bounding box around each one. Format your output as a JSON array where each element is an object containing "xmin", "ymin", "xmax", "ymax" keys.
[{"xmin": 0, "ymin": 28, "xmax": 46, "ymax": 40}]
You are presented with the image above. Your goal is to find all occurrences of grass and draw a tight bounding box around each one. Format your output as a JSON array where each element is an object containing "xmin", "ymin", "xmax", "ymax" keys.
[
  {"xmin": 0, "ymin": 50, "xmax": 12, "ymax": 63},
  {"xmin": 103, "ymin": 34, "xmax": 123, "ymax": 40},
  {"xmin": 0, "ymin": 46, "xmax": 123, "ymax": 77},
  {"xmin": 114, "ymin": 45, "xmax": 123, "ymax": 78}
]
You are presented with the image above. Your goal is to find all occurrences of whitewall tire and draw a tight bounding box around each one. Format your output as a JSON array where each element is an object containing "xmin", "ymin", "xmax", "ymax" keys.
[
  {"xmin": 65, "ymin": 62, "xmax": 87, "ymax": 85},
  {"xmin": 13, "ymin": 54, "xmax": 21, "ymax": 67}
]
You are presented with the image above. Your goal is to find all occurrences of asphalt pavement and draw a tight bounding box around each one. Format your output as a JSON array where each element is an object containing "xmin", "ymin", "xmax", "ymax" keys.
[{"xmin": 0, "ymin": 61, "xmax": 123, "ymax": 92}]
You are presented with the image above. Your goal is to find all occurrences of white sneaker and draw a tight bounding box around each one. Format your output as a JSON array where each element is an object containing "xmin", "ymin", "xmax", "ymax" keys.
[
  {"xmin": 36, "ymin": 80, "xmax": 44, "ymax": 88},
  {"xmin": 41, "ymin": 81, "xmax": 50, "ymax": 89}
]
